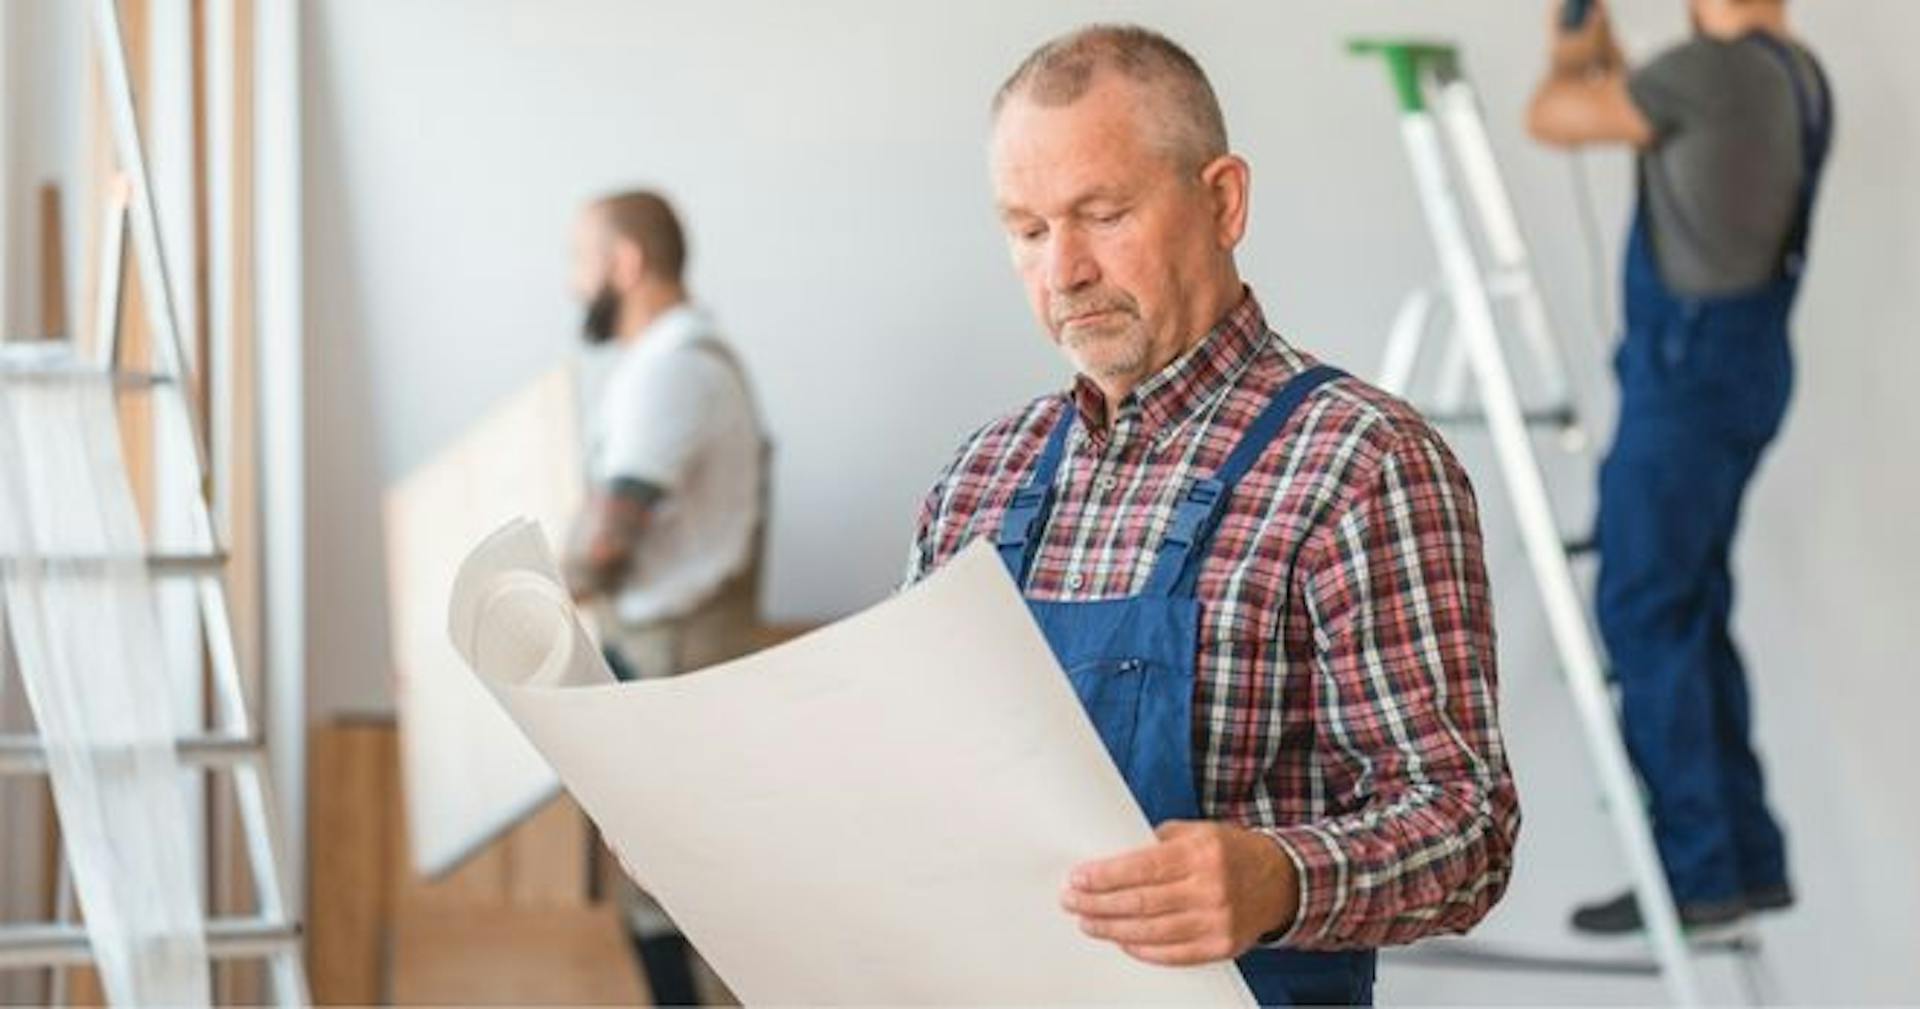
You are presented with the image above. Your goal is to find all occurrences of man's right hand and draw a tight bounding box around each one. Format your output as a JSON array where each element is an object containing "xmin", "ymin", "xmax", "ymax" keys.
[{"xmin": 1550, "ymin": 0, "xmax": 1624, "ymax": 78}]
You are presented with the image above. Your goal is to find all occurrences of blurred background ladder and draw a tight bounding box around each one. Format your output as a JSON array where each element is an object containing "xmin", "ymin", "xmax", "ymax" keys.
[
  {"xmin": 0, "ymin": 0, "xmax": 309, "ymax": 1003},
  {"xmin": 1349, "ymin": 38, "xmax": 1772, "ymax": 1007}
]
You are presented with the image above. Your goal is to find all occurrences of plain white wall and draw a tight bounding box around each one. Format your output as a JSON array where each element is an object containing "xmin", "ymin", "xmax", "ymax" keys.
[
  {"xmin": 1, "ymin": 0, "xmax": 88, "ymax": 342},
  {"xmin": 304, "ymin": 2, "xmax": 1919, "ymax": 1002}
]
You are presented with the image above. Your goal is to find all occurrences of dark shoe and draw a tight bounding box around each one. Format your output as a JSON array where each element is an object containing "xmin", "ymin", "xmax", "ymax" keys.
[
  {"xmin": 1570, "ymin": 889, "xmax": 1748, "ymax": 936},
  {"xmin": 1745, "ymin": 882, "xmax": 1795, "ymax": 913},
  {"xmin": 629, "ymin": 931, "xmax": 701, "ymax": 1006}
]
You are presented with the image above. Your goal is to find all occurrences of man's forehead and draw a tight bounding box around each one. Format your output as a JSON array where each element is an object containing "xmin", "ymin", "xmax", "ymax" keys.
[
  {"xmin": 574, "ymin": 207, "xmax": 620, "ymax": 251},
  {"xmin": 990, "ymin": 83, "xmax": 1164, "ymax": 209}
]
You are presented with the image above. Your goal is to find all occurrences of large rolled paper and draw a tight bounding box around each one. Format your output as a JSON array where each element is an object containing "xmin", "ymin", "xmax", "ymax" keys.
[{"xmin": 447, "ymin": 518, "xmax": 1253, "ymax": 1005}]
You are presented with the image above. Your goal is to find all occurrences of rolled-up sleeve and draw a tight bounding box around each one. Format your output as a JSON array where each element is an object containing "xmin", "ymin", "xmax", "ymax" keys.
[
  {"xmin": 597, "ymin": 350, "xmax": 723, "ymax": 493},
  {"xmin": 1260, "ymin": 430, "xmax": 1519, "ymax": 949}
]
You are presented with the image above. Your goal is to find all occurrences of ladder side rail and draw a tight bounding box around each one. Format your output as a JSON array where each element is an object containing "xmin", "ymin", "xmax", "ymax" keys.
[
  {"xmin": 92, "ymin": 190, "xmax": 129, "ymax": 372},
  {"xmin": 90, "ymin": 0, "xmax": 211, "ymax": 494},
  {"xmin": 1395, "ymin": 103, "xmax": 1705, "ymax": 1007},
  {"xmin": 198, "ymin": 575, "xmax": 308, "ymax": 1008},
  {"xmin": 1434, "ymin": 317, "xmax": 1473, "ymax": 413},
  {"xmin": 1435, "ymin": 78, "xmax": 1581, "ymax": 416},
  {"xmin": 1380, "ymin": 288, "xmax": 1438, "ymax": 397}
]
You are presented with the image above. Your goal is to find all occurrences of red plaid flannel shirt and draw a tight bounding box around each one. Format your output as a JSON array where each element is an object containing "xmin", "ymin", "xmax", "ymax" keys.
[{"xmin": 905, "ymin": 290, "xmax": 1518, "ymax": 948}]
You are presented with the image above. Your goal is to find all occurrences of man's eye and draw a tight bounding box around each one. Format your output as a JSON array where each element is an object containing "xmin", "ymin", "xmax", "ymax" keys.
[
  {"xmin": 1091, "ymin": 209, "xmax": 1126, "ymax": 226},
  {"xmin": 1017, "ymin": 224, "xmax": 1047, "ymax": 242}
]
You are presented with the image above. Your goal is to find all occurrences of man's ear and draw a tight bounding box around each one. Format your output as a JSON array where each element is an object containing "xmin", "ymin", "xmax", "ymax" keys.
[{"xmin": 1199, "ymin": 153, "xmax": 1252, "ymax": 250}]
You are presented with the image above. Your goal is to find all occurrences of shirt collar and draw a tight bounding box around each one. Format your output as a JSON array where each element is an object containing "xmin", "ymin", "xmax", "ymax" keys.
[
  {"xmin": 630, "ymin": 302, "xmax": 709, "ymax": 359},
  {"xmin": 1069, "ymin": 286, "xmax": 1272, "ymax": 439}
]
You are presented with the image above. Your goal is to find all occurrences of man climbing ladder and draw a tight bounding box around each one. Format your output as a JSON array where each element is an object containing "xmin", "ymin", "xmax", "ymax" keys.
[{"xmin": 1527, "ymin": 0, "xmax": 1830, "ymax": 936}]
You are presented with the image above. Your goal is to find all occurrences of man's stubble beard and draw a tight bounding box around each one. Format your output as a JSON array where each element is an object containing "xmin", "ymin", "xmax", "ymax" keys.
[{"xmin": 1061, "ymin": 320, "xmax": 1152, "ymax": 386}]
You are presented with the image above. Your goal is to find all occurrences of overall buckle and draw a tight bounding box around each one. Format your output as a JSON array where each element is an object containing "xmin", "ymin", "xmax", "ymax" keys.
[{"xmin": 1163, "ymin": 480, "xmax": 1225, "ymax": 548}]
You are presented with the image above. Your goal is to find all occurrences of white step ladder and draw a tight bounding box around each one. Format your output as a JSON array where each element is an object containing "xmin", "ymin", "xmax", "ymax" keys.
[
  {"xmin": 0, "ymin": 0, "xmax": 308, "ymax": 1003},
  {"xmin": 1348, "ymin": 38, "xmax": 1771, "ymax": 1007}
]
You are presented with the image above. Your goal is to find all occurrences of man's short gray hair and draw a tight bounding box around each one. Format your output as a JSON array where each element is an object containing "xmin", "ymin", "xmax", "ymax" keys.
[{"xmin": 992, "ymin": 24, "xmax": 1229, "ymax": 171}]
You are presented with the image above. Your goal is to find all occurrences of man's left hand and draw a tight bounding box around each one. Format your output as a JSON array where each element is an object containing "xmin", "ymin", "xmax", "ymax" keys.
[{"xmin": 1061, "ymin": 820, "xmax": 1301, "ymax": 966}]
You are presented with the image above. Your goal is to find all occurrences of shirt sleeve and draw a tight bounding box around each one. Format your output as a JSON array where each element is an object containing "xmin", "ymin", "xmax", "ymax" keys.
[
  {"xmin": 901, "ymin": 485, "xmax": 944, "ymax": 590},
  {"xmin": 596, "ymin": 349, "xmax": 724, "ymax": 494},
  {"xmin": 1629, "ymin": 39, "xmax": 1726, "ymax": 140},
  {"xmin": 900, "ymin": 417, "xmax": 1008, "ymax": 590},
  {"xmin": 901, "ymin": 447, "xmax": 967, "ymax": 590},
  {"xmin": 1259, "ymin": 430, "xmax": 1520, "ymax": 949}
]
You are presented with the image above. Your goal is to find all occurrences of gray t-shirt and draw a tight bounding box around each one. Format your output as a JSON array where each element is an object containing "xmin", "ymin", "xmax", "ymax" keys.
[{"xmin": 1628, "ymin": 34, "xmax": 1826, "ymax": 297}]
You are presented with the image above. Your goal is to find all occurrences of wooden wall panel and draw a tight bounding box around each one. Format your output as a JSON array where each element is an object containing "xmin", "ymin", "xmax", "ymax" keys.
[
  {"xmin": 306, "ymin": 720, "xmax": 396, "ymax": 1005},
  {"xmin": 506, "ymin": 795, "xmax": 592, "ymax": 906},
  {"xmin": 389, "ymin": 905, "xmax": 647, "ymax": 1007},
  {"xmin": 208, "ymin": 2, "xmax": 265, "ymax": 1003},
  {"xmin": 308, "ymin": 719, "xmax": 629, "ymax": 1005},
  {"xmin": 37, "ymin": 184, "xmax": 66, "ymax": 339}
]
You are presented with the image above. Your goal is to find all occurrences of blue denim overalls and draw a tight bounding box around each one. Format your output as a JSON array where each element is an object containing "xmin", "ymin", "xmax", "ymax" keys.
[
  {"xmin": 996, "ymin": 363, "xmax": 1376, "ymax": 1005},
  {"xmin": 1595, "ymin": 34, "xmax": 1830, "ymax": 904}
]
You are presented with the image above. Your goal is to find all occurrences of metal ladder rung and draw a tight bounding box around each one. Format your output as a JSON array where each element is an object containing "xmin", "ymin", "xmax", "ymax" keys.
[
  {"xmin": 0, "ymin": 552, "xmax": 228, "ymax": 576},
  {"xmin": 1386, "ymin": 935, "xmax": 1764, "ymax": 979},
  {"xmin": 1485, "ymin": 269, "xmax": 1535, "ymax": 297},
  {"xmin": 0, "ymin": 733, "xmax": 265, "ymax": 774},
  {"xmin": 0, "ymin": 918, "xmax": 302, "ymax": 970},
  {"xmin": 0, "ymin": 365, "xmax": 180, "ymax": 389},
  {"xmin": 1426, "ymin": 406, "xmax": 1578, "ymax": 429}
]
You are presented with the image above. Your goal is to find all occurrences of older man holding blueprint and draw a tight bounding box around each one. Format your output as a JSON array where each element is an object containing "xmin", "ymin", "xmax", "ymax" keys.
[
  {"xmin": 448, "ymin": 22, "xmax": 1516, "ymax": 1008},
  {"xmin": 904, "ymin": 24, "xmax": 1519, "ymax": 1005}
]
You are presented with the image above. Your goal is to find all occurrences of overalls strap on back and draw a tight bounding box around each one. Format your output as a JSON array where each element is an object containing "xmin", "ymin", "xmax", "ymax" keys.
[
  {"xmin": 996, "ymin": 365, "xmax": 1345, "ymax": 596},
  {"xmin": 1747, "ymin": 32, "xmax": 1833, "ymax": 275}
]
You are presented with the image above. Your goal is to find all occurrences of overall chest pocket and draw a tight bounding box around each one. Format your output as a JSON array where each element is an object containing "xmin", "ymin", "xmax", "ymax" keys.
[{"xmin": 1065, "ymin": 657, "xmax": 1154, "ymax": 768}]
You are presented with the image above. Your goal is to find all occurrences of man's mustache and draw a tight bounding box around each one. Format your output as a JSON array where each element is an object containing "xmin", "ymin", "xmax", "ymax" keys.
[{"xmin": 1050, "ymin": 293, "xmax": 1138, "ymax": 328}]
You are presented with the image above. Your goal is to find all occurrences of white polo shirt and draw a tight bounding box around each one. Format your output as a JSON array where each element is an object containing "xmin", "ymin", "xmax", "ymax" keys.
[{"xmin": 585, "ymin": 304, "xmax": 764, "ymax": 627}]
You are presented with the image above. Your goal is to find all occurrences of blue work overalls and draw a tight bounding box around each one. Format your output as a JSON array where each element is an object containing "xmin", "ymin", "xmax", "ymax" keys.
[
  {"xmin": 995, "ymin": 364, "xmax": 1376, "ymax": 1006},
  {"xmin": 1595, "ymin": 34, "xmax": 1830, "ymax": 906}
]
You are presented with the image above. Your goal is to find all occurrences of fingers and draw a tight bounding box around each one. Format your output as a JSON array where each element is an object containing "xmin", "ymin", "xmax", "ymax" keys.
[
  {"xmin": 1064, "ymin": 823, "xmax": 1290, "ymax": 970},
  {"xmin": 1061, "ymin": 879, "xmax": 1194, "ymax": 919},
  {"xmin": 1119, "ymin": 937, "xmax": 1242, "ymax": 967},
  {"xmin": 1079, "ymin": 910, "xmax": 1217, "ymax": 947},
  {"xmin": 1070, "ymin": 821, "xmax": 1233, "ymax": 894},
  {"xmin": 1069, "ymin": 839, "xmax": 1188, "ymax": 893}
]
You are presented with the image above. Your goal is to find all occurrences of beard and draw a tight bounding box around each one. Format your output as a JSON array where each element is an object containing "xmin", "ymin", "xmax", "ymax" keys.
[
  {"xmin": 580, "ymin": 284, "xmax": 620, "ymax": 345},
  {"xmin": 1051, "ymin": 291, "xmax": 1148, "ymax": 382}
]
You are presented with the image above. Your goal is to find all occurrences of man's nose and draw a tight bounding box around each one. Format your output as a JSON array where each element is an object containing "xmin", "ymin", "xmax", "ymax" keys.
[{"xmin": 1044, "ymin": 228, "xmax": 1098, "ymax": 294}]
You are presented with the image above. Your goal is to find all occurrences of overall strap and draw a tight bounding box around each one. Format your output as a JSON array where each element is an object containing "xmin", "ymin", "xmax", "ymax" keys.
[
  {"xmin": 1748, "ymin": 32, "xmax": 1833, "ymax": 271},
  {"xmin": 994, "ymin": 401, "xmax": 1076, "ymax": 587},
  {"xmin": 1141, "ymin": 364, "xmax": 1345, "ymax": 599}
]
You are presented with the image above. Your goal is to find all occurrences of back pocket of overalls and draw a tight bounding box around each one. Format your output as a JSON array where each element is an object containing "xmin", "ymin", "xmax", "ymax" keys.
[{"xmin": 1064, "ymin": 658, "xmax": 1152, "ymax": 771}]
